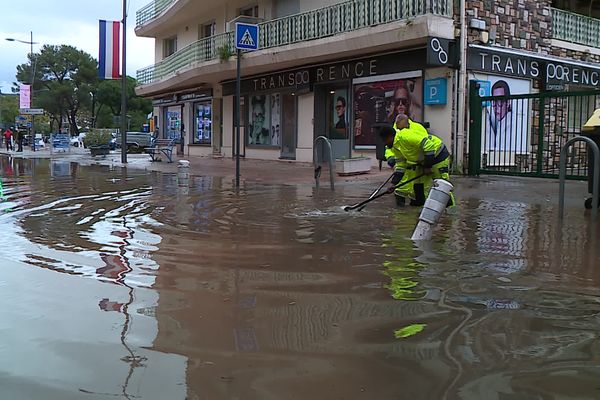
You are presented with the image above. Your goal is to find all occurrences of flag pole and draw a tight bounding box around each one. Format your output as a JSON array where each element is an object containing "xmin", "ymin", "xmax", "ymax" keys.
[{"xmin": 120, "ymin": 0, "xmax": 128, "ymax": 164}]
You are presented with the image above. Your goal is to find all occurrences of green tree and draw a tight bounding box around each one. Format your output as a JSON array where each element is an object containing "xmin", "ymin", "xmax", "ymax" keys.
[
  {"xmin": 0, "ymin": 93, "xmax": 19, "ymax": 129},
  {"xmin": 15, "ymin": 44, "xmax": 97, "ymax": 134},
  {"xmin": 96, "ymin": 76, "xmax": 152, "ymax": 131}
]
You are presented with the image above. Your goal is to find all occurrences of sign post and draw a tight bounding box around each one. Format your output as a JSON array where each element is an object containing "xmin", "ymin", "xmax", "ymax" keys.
[{"xmin": 235, "ymin": 22, "xmax": 259, "ymax": 188}]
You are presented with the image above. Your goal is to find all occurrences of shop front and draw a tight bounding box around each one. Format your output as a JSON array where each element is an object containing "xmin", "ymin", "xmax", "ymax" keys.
[
  {"xmin": 152, "ymin": 89, "xmax": 214, "ymax": 157},
  {"xmin": 221, "ymin": 48, "xmax": 443, "ymax": 163},
  {"xmin": 467, "ymin": 44, "xmax": 600, "ymax": 175}
]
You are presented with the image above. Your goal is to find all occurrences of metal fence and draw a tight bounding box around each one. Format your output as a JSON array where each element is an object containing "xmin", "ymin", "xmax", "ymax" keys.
[
  {"xmin": 136, "ymin": 0, "xmax": 175, "ymax": 27},
  {"xmin": 468, "ymin": 83, "xmax": 600, "ymax": 179},
  {"xmin": 137, "ymin": 0, "xmax": 452, "ymax": 85},
  {"xmin": 552, "ymin": 7, "xmax": 600, "ymax": 48},
  {"xmin": 137, "ymin": 33, "xmax": 235, "ymax": 85},
  {"xmin": 259, "ymin": 0, "xmax": 451, "ymax": 49}
]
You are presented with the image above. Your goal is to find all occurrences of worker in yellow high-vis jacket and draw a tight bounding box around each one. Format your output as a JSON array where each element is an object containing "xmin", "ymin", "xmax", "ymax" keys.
[{"xmin": 382, "ymin": 114, "xmax": 454, "ymax": 207}]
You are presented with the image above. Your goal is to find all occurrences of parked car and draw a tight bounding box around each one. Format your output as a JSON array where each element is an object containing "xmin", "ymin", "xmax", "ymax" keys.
[
  {"xmin": 109, "ymin": 133, "xmax": 117, "ymax": 150},
  {"xmin": 70, "ymin": 132, "xmax": 87, "ymax": 147},
  {"xmin": 115, "ymin": 131, "xmax": 154, "ymax": 152}
]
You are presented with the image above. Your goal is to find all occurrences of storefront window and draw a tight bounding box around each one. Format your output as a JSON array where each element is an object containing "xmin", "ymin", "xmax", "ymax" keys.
[
  {"xmin": 194, "ymin": 102, "xmax": 212, "ymax": 145},
  {"xmin": 165, "ymin": 107, "xmax": 181, "ymax": 141},
  {"xmin": 353, "ymin": 77, "xmax": 423, "ymax": 147},
  {"xmin": 271, "ymin": 93, "xmax": 281, "ymax": 146},
  {"xmin": 248, "ymin": 95, "xmax": 274, "ymax": 146},
  {"xmin": 329, "ymin": 89, "xmax": 348, "ymax": 139}
]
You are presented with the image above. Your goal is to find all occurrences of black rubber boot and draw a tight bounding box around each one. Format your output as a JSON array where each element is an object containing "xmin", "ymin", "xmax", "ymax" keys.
[
  {"xmin": 410, "ymin": 184, "xmax": 426, "ymax": 206},
  {"xmin": 395, "ymin": 194, "xmax": 406, "ymax": 207}
]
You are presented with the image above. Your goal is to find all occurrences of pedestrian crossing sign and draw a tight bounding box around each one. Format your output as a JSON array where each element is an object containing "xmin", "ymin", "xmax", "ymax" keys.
[{"xmin": 235, "ymin": 22, "xmax": 259, "ymax": 51}]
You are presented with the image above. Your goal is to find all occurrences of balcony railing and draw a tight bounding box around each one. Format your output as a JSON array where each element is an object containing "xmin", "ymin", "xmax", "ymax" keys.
[
  {"xmin": 137, "ymin": 0, "xmax": 452, "ymax": 85},
  {"xmin": 137, "ymin": 33, "xmax": 235, "ymax": 85},
  {"xmin": 136, "ymin": 0, "xmax": 176, "ymax": 28},
  {"xmin": 552, "ymin": 7, "xmax": 600, "ymax": 47}
]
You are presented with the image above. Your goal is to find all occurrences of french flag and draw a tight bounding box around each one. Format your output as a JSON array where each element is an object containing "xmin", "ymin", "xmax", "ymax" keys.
[{"xmin": 99, "ymin": 20, "xmax": 121, "ymax": 80}]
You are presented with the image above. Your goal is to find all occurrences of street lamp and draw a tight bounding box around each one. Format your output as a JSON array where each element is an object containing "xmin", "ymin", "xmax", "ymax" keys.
[{"xmin": 6, "ymin": 31, "xmax": 38, "ymax": 151}]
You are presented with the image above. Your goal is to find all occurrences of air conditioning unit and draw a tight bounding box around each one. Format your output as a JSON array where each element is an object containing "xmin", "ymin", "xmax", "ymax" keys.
[{"xmin": 469, "ymin": 18, "xmax": 486, "ymax": 30}]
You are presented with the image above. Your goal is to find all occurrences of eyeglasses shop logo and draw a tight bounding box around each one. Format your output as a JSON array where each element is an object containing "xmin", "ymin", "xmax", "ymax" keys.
[{"xmin": 469, "ymin": 49, "xmax": 600, "ymax": 87}]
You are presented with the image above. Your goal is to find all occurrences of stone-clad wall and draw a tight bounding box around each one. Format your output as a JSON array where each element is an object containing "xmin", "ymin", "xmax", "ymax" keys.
[
  {"xmin": 549, "ymin": 47, "xmax": 600, "ymax": 65},
  {"xmin": 463, "ymin": 0, "xmax": 600, "ymax": 64},
  {"xmin": 463, "ymin": 0, "xmax": 552, "ymax": 52}
]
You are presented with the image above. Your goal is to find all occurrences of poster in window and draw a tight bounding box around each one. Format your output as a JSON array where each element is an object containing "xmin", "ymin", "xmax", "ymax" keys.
[
  {"xmin": 195, "ymin": 102, "xmax": 212, "ymax": 144},
  {"xmin": 248, "ymin": 95, "xmax": 271, "ymax": 145},
  {"xmin": 353, "ymin": 78, "xmax": 423, "ymax": 146},
  {"xmin": 271, "ymin": 94, "xmax": 281, "ymax": 146},
  {"xmin": 475, "ymin": 75, "xmax": 530, "ymax": 153},
  {"xmin": 330, "ymin": 90, "xmax": 348, "ymax": 139},
  {"xmin": 166, "ymin": 107, "xmax": 181, "ymax": 140}
]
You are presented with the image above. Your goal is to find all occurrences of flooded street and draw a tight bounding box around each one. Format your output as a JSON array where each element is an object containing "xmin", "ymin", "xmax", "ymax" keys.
[{"xmin": 1, "ymin": 156, "xmax": 600, "ymax": 400}]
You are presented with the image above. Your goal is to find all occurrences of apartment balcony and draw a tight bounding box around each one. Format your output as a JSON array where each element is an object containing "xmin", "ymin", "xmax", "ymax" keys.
[
  {"xmin": 136, "ymin": 0, "xmax": 453, "ymax": 96},
  {"xmin": 136, "ymin": 0, "xmax": 176, "ymax": 30},
  {"xmin": 552, "ymin": 7, "xmax": 600, "ymax": 48}
]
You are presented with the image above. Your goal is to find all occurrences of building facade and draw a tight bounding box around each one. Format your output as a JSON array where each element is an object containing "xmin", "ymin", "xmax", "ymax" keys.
[
  {"xmin": 134, "ymin": 0, "xmax": 455, "ymax": 164},
  {"xmin": 134, "ymin": 0, "xmax": 600, "ymax": 170}
]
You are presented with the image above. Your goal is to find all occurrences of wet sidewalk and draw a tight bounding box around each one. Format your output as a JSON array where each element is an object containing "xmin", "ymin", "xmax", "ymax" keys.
[
  {"xmin": 0, "ymin": 147, "xmax": 390, "ymax": 186},
  {"xmin": 0, "ymin": 147, "xmax": 592, "ymax": 209}
]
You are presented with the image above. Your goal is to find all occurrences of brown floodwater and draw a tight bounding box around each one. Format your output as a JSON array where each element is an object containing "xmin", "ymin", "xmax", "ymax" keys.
[{"xmin": 1, "ymin": 156, "xmax": 600, "ymax": 400}]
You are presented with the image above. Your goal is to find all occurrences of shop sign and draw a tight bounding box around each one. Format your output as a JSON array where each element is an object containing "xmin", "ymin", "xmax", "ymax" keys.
[
  {"xmin": 152, "ymin": 95, "xmax": 177, "ymax": 106},
  {"xmin": 426, "ymin": 37, "xmax": 458, "ymax": 68},
  {"xmin": 424, "ymin": 78, "xmax": 447, "ymax": 105},
  {"xmin": 468, "ymin": 45, "xmax": 600, "ymax": 88},
  {"xmin": 178, "ymin": 90, "xmax": 212, "ymax": 102},
  {"xmin": 222, "ymin": 49, "xmax": 426, "ymax": 95}
]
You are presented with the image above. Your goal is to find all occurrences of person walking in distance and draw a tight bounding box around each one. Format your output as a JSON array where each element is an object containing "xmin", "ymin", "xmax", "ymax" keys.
[{"xmin": 4, "ymin": 127, "xmax": 13, "ymax": 151}]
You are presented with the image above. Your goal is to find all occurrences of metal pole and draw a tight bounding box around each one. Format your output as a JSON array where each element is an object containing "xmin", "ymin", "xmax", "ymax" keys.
[
  {"xmin": 559, "ymin": 137, "xmax": 600, "ymax": 220},
  {"xmin": 455, "ymin": 0, "xmax": 467, "ymax": 172},
  {"xmin": 235, "ymin": 48, "xmax": 241, "ymax": 188},
  {"xmin": 120, "ymin": 0, "xmax": 128, "ymax": 164},
  {"xmin": 30, "ymin": 31, "xmax": 35, "ymax": 152}
]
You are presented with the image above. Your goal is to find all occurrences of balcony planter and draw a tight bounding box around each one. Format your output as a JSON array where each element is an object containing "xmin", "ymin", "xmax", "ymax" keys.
[
  {"xmin": 335, "ymin": 157, "xmax": 371, "ymax": 176},
  {"xmin": 90, "ymin": 145, "xmax": 110, "ymax": 157},
  {"xmin": 83, "ymin": 130, "xmax": 112, "ymax": 157},
  {"xmin": 217, "ymin": 44, "xmax": 233, "ymax": 62}
]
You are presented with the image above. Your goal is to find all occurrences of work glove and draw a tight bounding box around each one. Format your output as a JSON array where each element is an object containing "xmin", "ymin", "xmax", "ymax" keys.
[
  {"xmin": 391, "ymin": 170, "xmax": 404, "ymax": 186},
  {"xmin": 387, "ymin": 157, "xmax": 396, "ymax": 168}
]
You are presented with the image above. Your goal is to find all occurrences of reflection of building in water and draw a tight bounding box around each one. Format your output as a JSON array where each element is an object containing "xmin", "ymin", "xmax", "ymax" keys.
[
  {"xmin": 453, "ymin": 197, "xmax": 600, "ymax": 281},
  {"xmin": 148, "ymin": 189, "xmax": 457, "ymax": 399}
]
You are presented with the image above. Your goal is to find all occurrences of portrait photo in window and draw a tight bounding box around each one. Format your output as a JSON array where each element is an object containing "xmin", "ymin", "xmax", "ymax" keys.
[{"xmin": 248, "ymin": 95, "xmax": 271, "ymax": 145}]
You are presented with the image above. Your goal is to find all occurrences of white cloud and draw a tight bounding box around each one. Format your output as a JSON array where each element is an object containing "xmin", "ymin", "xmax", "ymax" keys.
[{"xmin": 0, "ymin": 0, "xmax": 155, "ymax": 93}]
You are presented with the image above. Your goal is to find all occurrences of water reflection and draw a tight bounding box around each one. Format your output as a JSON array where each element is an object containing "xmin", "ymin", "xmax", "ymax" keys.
[
  {"xmin": 0, "ymin": 157, "xmax": 186, "ymax": 399},
  {"xmin": 2, "ymin": 156, "xmax": 600, "ymax": 399}
]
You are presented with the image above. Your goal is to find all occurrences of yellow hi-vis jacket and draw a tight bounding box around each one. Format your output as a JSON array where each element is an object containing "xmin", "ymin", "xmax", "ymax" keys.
[
  {"xmin": 393, "ymin": 119, "xmax": 428, "ymax": 136},
  {"xmin": 385, "ymin": 124, "xmax": 445, "ymax": 169}
]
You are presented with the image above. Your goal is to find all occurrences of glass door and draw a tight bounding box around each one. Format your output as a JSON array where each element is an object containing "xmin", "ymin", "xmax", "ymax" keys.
[
  {"xmin": 327, "ymin": 86, "xmax": 350, "ymax": 159},
  {"xmin": 280, "ymin": 93, "xmax": 296, "ymax": 159}
]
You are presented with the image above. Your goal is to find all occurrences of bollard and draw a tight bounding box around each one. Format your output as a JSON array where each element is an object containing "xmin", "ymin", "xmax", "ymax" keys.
[
  {"xmin": 411, "ymin": 179, "xmax": 453, "ymax": 241},
  {"xmin": 177, "ymin": 159, "xmax": 190, "ymax": 186}
]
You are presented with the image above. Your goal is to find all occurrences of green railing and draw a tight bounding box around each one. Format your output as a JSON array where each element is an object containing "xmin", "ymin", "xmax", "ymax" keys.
[
  {"xmin": 136, "ymin": 0, "xmax": 176, "ymax": 27},
  {"xmin": 137, "ymin": 0, "xmax": 452, "ymax": 85},
  {"xmin": 137, "ymin": 33, "xmax": 235, "ymax": 85},
  {"xmin": 552, "ymin": 7, "xmax": 600, "ymax": 47}
]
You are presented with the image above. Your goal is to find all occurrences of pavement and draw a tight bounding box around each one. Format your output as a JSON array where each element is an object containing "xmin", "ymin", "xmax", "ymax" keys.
[
  {"xmin": 0, "ymin": 146, "xmax": 391, "ymax": 186},
  {"xmin": 0, "ymin": 146, "xmax": 591, "ymax": 209}
]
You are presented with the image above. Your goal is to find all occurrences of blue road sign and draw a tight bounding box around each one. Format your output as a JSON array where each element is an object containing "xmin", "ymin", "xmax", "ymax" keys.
[
  {"xmin": 235, "ymin": 23, "xmax": 259, "ymax": 51},
  {"xmin": 424, "ymin": 78, "xmax": 448, "ymax": 105}
]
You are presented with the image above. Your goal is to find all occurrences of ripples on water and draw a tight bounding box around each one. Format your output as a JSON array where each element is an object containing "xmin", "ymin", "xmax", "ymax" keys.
[{"xmin": 1, "ymin": 157, "xmax": 600, "ymax": 400}]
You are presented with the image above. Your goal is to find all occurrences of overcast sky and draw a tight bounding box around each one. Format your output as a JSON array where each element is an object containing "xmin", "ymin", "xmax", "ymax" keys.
[{"xmin": 0, "ymin": 0, "xmax": 155, "ymax": 93}]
